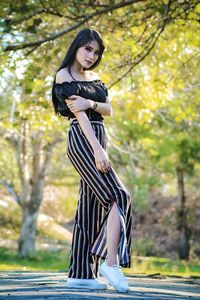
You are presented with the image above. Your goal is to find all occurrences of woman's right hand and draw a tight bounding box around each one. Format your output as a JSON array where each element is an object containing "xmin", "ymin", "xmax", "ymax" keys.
[{"xmin": 93, "ymin": 146, "xmax": 111, "ymax": 174}]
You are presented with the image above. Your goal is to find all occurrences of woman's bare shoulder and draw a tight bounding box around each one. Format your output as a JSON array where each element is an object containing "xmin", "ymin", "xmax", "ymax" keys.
[
  {"xmin": 56, "ymin": 68, "xmax": 71, "ymax": 84},
  {"xmin": 88, "ymin": 71, "xmax": 100, "ymax": 80}
]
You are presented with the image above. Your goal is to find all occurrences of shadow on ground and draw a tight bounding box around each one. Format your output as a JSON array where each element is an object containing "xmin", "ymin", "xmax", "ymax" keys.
[{"xmin": 0, "ymin": 271, "xmax": 200, "ymax": 300}]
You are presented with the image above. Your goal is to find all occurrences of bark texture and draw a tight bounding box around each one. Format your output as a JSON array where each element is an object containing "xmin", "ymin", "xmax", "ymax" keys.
[
  {"xmin": 176, "ymin": 166, "xmax": 191, "ymax": 260},
  {"xmin": 3, "ymin": 120, "xmax": 61, "ymax": 258}
]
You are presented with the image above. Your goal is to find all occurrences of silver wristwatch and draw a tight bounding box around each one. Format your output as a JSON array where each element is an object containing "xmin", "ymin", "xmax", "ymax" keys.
[{"xmin": 93, "ymin": 101, "xmax": 98, "ymax": 110}]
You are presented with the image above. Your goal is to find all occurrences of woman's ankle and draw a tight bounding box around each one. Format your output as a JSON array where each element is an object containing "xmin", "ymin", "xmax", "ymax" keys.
[{"xmin": 106, "ymin": 255, "xmax": 119, "ymax": 266}]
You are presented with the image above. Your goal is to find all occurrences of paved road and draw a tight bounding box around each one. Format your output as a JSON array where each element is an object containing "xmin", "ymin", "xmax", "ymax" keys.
[{"xmin": 0, "ymin": 272, "xmax": 200, "ymax": 299}]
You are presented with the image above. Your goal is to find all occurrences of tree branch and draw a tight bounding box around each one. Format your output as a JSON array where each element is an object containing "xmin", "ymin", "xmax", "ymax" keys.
[
  {"xmin": 4, "ymin": 0, "xmax": 142, "ymax": 52},
  {"xmin": 109, "ymin": 0, "xmax": 172, "ymax": 88},
  {"xmin": 0, "ymin": 180, "xmax": 21, "ymax": 206},
  {"xmin": 39, "ymin": 137, "xmax": 63, "ymax": 177}
]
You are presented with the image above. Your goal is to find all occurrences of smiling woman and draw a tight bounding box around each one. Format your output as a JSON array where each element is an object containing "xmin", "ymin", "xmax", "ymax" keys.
[{"xmin": 51, "ymin": 28, "xmax": 132, "ymax": 293}]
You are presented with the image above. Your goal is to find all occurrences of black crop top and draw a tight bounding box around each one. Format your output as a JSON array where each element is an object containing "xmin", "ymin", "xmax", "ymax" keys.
[{"xmin": 53, "ymin": 79, "xmax": 108, "ymax": 121}]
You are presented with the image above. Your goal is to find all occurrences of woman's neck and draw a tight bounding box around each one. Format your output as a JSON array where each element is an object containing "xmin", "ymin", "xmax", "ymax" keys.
[
  {"xmin": 71, "ymin": 62, "xmax": 84, "ymax": 75},
  {"xmin": 69, "ymin": 63, "xmax": 91, "ymax": 81}
]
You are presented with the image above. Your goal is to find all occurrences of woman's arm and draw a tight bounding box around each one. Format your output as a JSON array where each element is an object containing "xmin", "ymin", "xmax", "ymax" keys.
[
  {"xmin": 75, "ymin": 111, "xmax": 101, "ymax": 150},
  {"xmin": 73, "ymin": 111, "xmax": 111, "ymax": 174},
  {"xmin": 66, "ymin": 95, "xmax": 112, "ymax": 116},
  {"xmin": 55, "ymin": 70, "xmax": 111, "ymax": 115},
  {"xmin": 93, "ymin": 97, "xmax": 112, "ymax": 116}
]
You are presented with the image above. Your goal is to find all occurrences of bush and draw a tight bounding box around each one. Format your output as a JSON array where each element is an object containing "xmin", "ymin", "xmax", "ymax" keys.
[{"xmin": 133, "ymin": 238, "xmax": 160, "ymax": 256}]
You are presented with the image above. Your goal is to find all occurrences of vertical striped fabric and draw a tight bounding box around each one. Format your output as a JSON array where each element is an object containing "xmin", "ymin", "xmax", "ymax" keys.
[{"xmin": 67, "ymin": 120, "xmax": 132, "ymax": 279}]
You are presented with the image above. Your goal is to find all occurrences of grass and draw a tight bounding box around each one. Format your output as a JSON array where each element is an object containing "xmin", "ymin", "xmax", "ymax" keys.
[
  {"xmin": 0, "ymin": 247, "xmax": 70, "ymax": 272},
  {"xmin": 124, "ymin": 256, "xmax": 200, "ymax": 278},
  {"xmin": 0, "ymin": 247, "xmax": 200, "ymax": 277}
]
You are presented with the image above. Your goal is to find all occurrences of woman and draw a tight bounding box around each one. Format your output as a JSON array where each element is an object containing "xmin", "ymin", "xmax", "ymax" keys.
[{"xmin": 52, "ymin": 28, "xmax": 132, "ymax": 293}]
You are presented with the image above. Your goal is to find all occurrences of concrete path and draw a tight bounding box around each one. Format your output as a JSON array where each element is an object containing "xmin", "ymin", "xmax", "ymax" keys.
[{"xmin": 0, "ymin": 271, "xmax": 200, "ymax": 299}]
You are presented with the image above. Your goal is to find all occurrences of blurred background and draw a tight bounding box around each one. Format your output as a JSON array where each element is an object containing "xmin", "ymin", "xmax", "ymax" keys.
[{"xmin": 0, "ymin": 0, "xmax": 200, "ymax": 277}]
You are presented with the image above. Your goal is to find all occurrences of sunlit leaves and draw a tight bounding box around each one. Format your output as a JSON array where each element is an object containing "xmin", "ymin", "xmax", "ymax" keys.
[{"xmin": 0, "ymin": 0, "xmax": 200, "ymax": 208}]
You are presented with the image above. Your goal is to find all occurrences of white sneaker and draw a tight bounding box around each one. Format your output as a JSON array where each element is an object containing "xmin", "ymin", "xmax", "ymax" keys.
[
  {"xmin": 66, "ymin": 278, "xmax": 108, "ymax": 290},
  {"xmin": 99, "ymin": 262, "xmax": 129, "ymax": 293}
]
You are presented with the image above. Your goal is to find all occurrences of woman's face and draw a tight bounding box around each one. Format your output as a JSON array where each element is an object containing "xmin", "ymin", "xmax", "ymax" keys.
[{"xmin": 75, "ymin": 40, "xmax": 100, "ymax": 69}]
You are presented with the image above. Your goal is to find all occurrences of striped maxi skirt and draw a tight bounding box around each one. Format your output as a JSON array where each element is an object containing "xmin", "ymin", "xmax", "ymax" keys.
[{"xmin": 67, "ymin": 119, "xmax": 132, "ymax": 279}]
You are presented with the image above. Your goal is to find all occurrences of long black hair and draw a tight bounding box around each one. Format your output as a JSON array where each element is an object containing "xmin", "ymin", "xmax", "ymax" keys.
[{"xmin": 52, "ymin": 28, "xmax": 105, "ymax": 114}]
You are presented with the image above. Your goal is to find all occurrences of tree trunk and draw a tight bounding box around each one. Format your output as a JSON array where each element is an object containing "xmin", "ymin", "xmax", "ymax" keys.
[
  {"xmin": 18, "ymin": 206, "xmax": 38, "ymax": 258},
  {"xmin": 18, "ymin": 175, "xmax": 45, "ymax": 258},
  {"xmin": 18, "ymin": 134, "xmax": 45, "ymax": 257},
  {"xmin": 176, "ymin": 166, "xmax": 191, "ymax": 260},
  {"xmin": 4, "ymin": 122, "xmax": 61, "ymax": 258}
]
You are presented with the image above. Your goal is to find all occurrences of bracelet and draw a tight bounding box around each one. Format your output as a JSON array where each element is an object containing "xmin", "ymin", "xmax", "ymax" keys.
[{"xmin": 93, "ymin": 101, "xmax": 98, "ymax": 110}]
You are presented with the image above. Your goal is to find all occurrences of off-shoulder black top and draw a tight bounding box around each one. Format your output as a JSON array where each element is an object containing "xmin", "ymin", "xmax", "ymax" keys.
[{"xmin": 53, "ymin": 79, "xmax": 108, "ymax": 121}]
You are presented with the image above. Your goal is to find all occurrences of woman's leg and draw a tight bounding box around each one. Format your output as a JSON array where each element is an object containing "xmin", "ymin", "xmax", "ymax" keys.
[
  {"xmin": 68, "ymin": 179, "xmax": 106, "ymax": 279},
  {"xmin": 67, "ymin": 121, "xmax": 132, "ymax": 269},
  {"xmin": 106, "ymin": 202, "xmax": 121, "ymax": 266}
]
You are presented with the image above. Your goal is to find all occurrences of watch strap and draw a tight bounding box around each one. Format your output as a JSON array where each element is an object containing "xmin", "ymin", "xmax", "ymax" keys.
[{"xmin": 93, "ymin": 101, "xmax": 98, "ymax": 110}]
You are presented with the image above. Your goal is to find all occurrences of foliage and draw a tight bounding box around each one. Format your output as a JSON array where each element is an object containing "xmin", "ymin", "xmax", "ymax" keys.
[
  {"xmin": 0, "ymin": 247, "xmax": 200, "ymax": 277},
  {"xmin": 0, "ymin": 247, "xmax": 70, "ymax": 271},
  {"xmin": 132, "ymin": 237, "xmax": 160, "ymax": 257},
  {"xmin": 126, "ymin": 256, "xmax": 200, "ymax": 277},
  {"xmin": 0, "ymin": 1, "xmax": 200, "ymax": 259}
]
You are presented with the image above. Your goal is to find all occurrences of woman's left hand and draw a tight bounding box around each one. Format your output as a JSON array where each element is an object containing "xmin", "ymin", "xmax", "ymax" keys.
[{"xmin": 65, "ymin": 95, "xmax": 93, "ymax": 113}]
